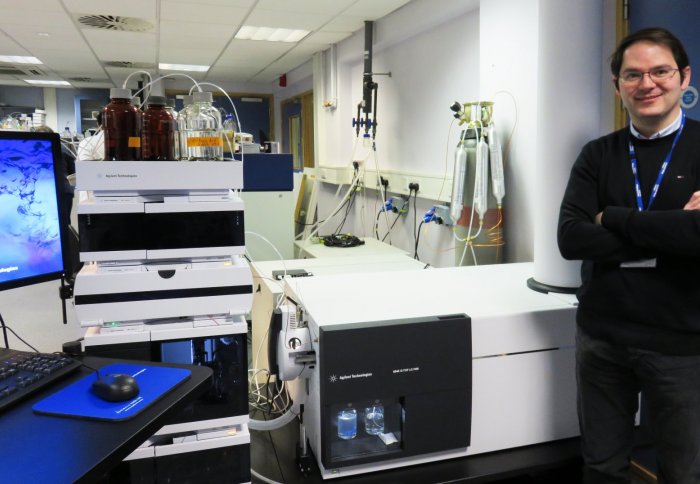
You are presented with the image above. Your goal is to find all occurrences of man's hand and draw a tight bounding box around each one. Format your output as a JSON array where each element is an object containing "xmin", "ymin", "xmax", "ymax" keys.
[{"xmin": 684, "ymin": 191, "xmax": 700, "ymax": 210}]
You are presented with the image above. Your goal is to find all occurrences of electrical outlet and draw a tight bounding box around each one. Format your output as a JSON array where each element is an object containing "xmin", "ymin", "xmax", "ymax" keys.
[
  {"xmin": 408, "ymin": 182, "xmax": 419, "ymax": 192},
  {"xmin": 392, "ymin": 196, "xmax": 408, "ymax": 213},
  {"xmin": 384, "ymin": 196, "xmax": 408, "ymax": 213},
  {"xmin": 379, "ymin": 176, "xmax": 389, "ymax": 188},
  {"xmin": 434, "ymin": 204, "xmax": 453, "ymax": 226}
]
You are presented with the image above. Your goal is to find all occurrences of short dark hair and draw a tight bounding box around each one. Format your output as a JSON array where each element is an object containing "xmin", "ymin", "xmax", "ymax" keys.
[{"xmin": 610, "ymin": 27, "xmax": 689, "ymax": 84}]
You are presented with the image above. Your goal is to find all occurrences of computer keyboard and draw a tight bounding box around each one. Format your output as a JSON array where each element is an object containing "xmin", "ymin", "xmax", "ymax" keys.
[{"xmin": 0, "ymin": 347, "xmax": 82, "ymax": 413}]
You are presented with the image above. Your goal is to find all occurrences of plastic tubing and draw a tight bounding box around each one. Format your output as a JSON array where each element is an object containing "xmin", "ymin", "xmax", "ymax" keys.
[
  {"xmin": 488, "ymin": 124, "xmax": 505, "ymax": 204},
  {"xmin": 251, "ymin": 469, "xmax": 285, "ymax": 484},
  {"xmin": 129, "ymin": 73, "xmax": 203, "ymax": 104},
  {"xmin": 473, "ymin": 134, "xmax": 489, "ymax": 220},
  {"xmin": 305, "ymin": 170, "xmax": 361, "ymax": 241},
  {"xmin": 248, "ymin": 408, "xmax": 297, "ymax": 431},
  {"xmin": 122, "ymin": 70, "xmax": 153, "ymax": 89},
  {"xmin": 450, "ymin": 140, "xmax": 467, "ymax": 223}
]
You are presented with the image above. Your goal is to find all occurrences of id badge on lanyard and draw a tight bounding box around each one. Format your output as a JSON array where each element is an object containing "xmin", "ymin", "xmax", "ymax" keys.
[{"xmin": 620, "ymin": 113, "xmax": 685, "ymax": 269}]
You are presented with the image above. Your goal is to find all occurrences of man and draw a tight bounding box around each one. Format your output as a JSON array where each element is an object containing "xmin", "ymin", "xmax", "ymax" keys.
[
  {"xmin": 77, "ymin": 111, "xmax": 104, "ymax": 161},
  {"xmin": 558, "ymin": 27, "xmax": 700, "ymax": 483}
]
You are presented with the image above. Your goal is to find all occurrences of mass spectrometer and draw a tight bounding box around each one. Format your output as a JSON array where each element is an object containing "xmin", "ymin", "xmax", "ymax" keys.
[{"xmin": 272, "ymin": 262, "xmax": 578, "ymax": 479}]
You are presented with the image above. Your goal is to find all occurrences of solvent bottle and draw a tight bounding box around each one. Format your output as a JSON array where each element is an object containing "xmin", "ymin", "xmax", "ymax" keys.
[
  {"xmin": 103, "ymin": 87, "xmax": 142, "ymax": 161},
  {"xmin": 177, "ymin": 95, "xmax": 192, "ymax": 160},
  {"xmin": 142, "ymin": 96, "xmax": 175, "ymax": 161},
  {"xmin": 185, "ymin": 91, "xmax": 223, "ymax": 161},
  {"xmin": 222, "ymin": 114, "xmax": 236, "ymax": 156},
  {"xmin": 165, "ymin": 99, "xmax": 180, "ymax": 161}
]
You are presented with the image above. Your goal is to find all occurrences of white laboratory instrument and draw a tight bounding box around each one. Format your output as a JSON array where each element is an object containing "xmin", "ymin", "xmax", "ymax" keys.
[{"xmin": 278, "ymin": 263, "xmax": 578, "ymax": 479}]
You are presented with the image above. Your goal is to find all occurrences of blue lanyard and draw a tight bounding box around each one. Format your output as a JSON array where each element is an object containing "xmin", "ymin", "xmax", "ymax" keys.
[{"xmin": 628, "ymin": 113, "xmax": 685, "ymax": 211}]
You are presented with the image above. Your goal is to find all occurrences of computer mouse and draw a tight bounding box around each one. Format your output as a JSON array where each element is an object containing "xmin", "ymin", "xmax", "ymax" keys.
[{"xmin": 91, "ymin": 373, "xmax": 140, "ymax": 402}]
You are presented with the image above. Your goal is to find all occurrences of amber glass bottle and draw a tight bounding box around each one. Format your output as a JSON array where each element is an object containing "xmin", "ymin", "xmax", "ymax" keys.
[
  {"xmin": 103, "ymin": 87, "xmax": 142, "ymax": 161},
  {"xmin": 142, "ymin": 96, "xmax": 175, "ymax": 161}
]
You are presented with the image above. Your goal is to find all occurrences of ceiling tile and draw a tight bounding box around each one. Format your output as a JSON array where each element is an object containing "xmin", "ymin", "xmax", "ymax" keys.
[
  {"xmin": 45, "ymin": 57, "xmax": 104, "ymax": 72},
  {"xmin": 256, "ymin": 0, "xmax": 355, "ymax": 15},
  {"xmin": 206, "ymin": 65, "xmax": 260, "ymax": 82},
  {"xmin": 245, "ymin": 8, "xmax": 332, "ymax": 31},
  {"xmin": 343, "ymin": 0, "xmax": 412, "ymax": 19},
  {"xmin": 95, "ymin": 47, "xmax": 156, "ymax": 64},
  {"xmin": 0, "ymin": 12, "xmax": 75, "ymax": 28},
  {"xmin": 160, "ymin": 21, "xmax": 234, "ymax": 52},
  {"xmin": 160, "ymin": 20, "xmax": 235, "ymax": 39},
  {"xmin": 322, "ymin": 15, "xmax": 366, "ymax": 32},
  {"xmin": 83, "ymin": 30, "xmax": 156, "ymax": 63},
  {"xmin": 0, "ymin": 31, "xmax": 25, "ymax": 53},
  {"xmin": 2, "ymin": 33, "xmax": 88, "ymax": 54},
  {"xmin": 303, "ymin": 31, "xmax": 351, "ymax": 45},
  {"xmin": 0, "ymin": 0, "xmax": 416, "ymax": 89},
  {"xmin": 0, "ymin": 0, "xmax": 63, "ymax": 13},
  {"xmin": 159, "ymin": 47, "xmax": 219, "ymax": 65},
  {"xmin": 70, "ymin": 80, "xmax": 114, "ymax": 88},
  {"xmin": 160, "ymin": 1, "xmax": 249, "ymax": 24},
  {"xmin": 160, "ymin": 34, "xmax": 230, "ymax": 51},
  {"xmin": 218, "ymin": 39, "xmax": 292, "ymax": 66},
  {"xmin": 161, "ymin": 0, "xmax": 255, "ymax": 7},
  {"xmin": 63, "ymin": 0, "xmax": 157, "ymax": 20}
]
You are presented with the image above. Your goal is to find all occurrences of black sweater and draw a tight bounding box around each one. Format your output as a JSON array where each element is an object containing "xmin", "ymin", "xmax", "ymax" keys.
[{"xmin": 558, "ymin": 118, "xmax": 700, "ymax": 355}]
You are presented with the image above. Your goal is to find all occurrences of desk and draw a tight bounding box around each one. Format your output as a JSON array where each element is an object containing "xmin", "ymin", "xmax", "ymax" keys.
[
  {"xmin": 294, "ymin": 237, "xmax": 408, "ymax": 259},
  {"xmin": 1, "ymin": 356, "xmax": 212, "ymax": 484}
]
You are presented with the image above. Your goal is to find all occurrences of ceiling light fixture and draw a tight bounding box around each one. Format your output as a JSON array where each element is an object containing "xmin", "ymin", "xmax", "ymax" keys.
[
  {"xmin": 24, "ymin": 79, "xmax": 71, "ymax": 86},
  {"xmin": 235, "ymin": 26, "xmax": 309, "ymax": 43},
  {"xmin": 0, "ymin": 55, "xmax": 42, "ymax": 64},
  {"xmin": 159, "ymin": 63, "xmax": 209, "ymax": 72}
]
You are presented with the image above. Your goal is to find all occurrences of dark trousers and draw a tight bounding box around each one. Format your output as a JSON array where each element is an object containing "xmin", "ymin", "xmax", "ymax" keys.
[{"xmin": 576, "ymin": 327, "xmax": 700, "ymax": 484}]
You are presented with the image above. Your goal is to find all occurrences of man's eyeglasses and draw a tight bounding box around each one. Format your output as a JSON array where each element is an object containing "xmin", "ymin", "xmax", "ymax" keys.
[{"xmin": 618, "ymin": 67, "xmax": 679, "ymax": 84}]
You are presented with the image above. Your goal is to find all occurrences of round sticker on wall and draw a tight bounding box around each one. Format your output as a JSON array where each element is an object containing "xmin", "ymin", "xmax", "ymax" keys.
[{"xmin": 681, "ymin": 86, "xmax": 698, "ymax": 109}]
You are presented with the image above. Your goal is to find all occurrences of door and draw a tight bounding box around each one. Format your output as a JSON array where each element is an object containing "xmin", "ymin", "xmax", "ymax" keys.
[{"xmin": 628, "ymin": 0, "xmax": 700, "ymax": 118}]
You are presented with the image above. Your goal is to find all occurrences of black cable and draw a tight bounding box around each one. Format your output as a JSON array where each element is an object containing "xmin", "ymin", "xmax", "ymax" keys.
[
  {"xmin": 266, "ymin": 409, "xmax": 287, "ymax": 484},
  {"xmin": 381, "ymin": 191, "xmax": 411, "ymax": 243},
  {"xmin": 334, "ymin": 181, "xmax": 358, "ymax": 235},
  {"xmin": 414, "ymin": 220, "xmax": 425, "ymax": 260},
  {"xmin": 381, "ymin": 212, "xmax": 402, "ymax": 242},
  {"xmin": 295, "ymin": 175, "xmax": 359, "ymax": 228},
  {"xmin": 334, "ymin": 176, "xmax": 362, "ymax": 235},
  {"xmin": 265, "ymin": 372, "xmax": 273, "ymax": 416},
  {"xmin": 0, "ymin": 321, "xmax": 38, "ymax": 352},
  {"xmin": 413, "ymin": 189, "xmax": 418, "ymax": 242},
  {"xmin": 374, "ymin": 210, "xmax": 382, "ymax": 239},
  {"xmin": 321, "ymin": 234, "xmax": 364, "ymax": 248},
  {"xmin": 0, "ymin": 312, "xmax": 9, "ymax": 349}
]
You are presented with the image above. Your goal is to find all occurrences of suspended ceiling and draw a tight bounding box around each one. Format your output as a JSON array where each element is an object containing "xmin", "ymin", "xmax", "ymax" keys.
[{"xmin": 0, "ymin": 0, "xmax": 412, "ymax": 89}]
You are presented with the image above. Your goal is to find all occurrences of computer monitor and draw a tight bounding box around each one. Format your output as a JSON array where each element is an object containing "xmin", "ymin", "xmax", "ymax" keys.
[{"xmin": 0, "ymin": 131, "xmax": 69, "ymax": 291}]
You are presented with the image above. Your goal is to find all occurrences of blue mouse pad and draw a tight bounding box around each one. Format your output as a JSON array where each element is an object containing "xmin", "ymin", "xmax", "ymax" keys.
[{"xmin": 32, "ymin": 363, "xmax": 191, "ymax": 421}]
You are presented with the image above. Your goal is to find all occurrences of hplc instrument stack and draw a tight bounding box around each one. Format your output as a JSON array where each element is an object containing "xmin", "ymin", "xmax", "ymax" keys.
[{"xmin": 72, "ymin": 87, "xmax": 252, "ymax": 483}]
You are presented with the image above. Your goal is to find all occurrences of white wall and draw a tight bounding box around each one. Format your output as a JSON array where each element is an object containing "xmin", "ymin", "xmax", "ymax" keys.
[
  {"xmin": 0, "ymin": 281, "xmax": 83, "ymax": 353},
  {"xmin": 286, "ymin": 0, "xmax": 614, "ymax": 272},
  {"xmin": 479, "ymin": 0, "xmax": 539, "ymax": 264},
  {"xmin": 306, "ymin": 0, "xmax": 482, "ymax": 267}
]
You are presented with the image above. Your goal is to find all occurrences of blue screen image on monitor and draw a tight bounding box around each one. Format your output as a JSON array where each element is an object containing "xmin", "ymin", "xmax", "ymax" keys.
[{"xmin": 0, "ymin": 136, "xmax": 65, "ymax": 288}]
